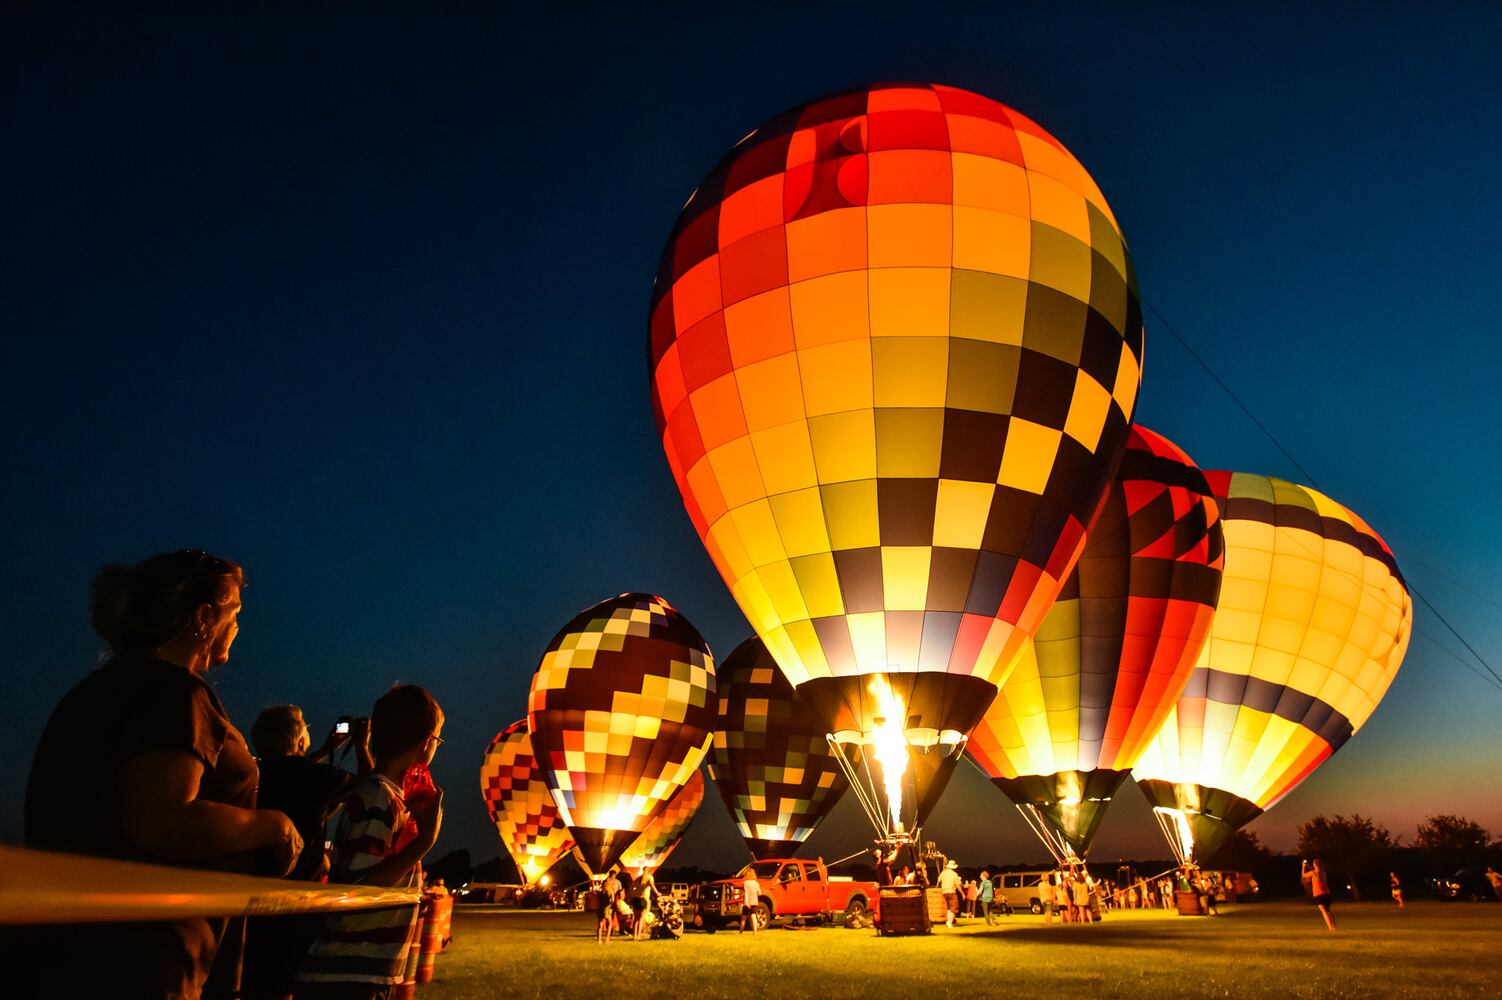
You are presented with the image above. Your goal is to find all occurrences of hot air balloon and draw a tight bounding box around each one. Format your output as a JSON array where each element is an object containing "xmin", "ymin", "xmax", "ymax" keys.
[
  {"xmin": 707, "ymin": 637, "xmax": 850, "ymax": 858},
  {"xmin": 1132, "ymin": 473, "xmax": 1412, "ymax": 865},
  {"xmin": 648, "ymin": 83, "xmax": 1143, "ymax": 838},
  {"xmin": 479, "ymin": 720, "xmax": 575, "ymax": 885},
  {"xmin": 967, "ymin": 426, "xmax": 1224, "ymax": 860},
  {"xmin": 527, "ymin": 593, "xmax": 716, "ymax": 877},
  {"xmin": 618, "ymin": 769, "xmax": 705, "ymax": 873}
]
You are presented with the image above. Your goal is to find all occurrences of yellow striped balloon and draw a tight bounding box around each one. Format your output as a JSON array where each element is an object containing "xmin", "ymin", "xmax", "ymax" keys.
[{"xmin": 1132, "ymin": 472, "xmax": 1412, "ymax": 861}]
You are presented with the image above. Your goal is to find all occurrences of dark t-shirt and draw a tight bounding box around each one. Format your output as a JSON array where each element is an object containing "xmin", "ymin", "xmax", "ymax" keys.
[
  {"xmin": 18, "ymin": 653, "xmax": 259, "ymax": 1000},
  {"xmin": 255, "ymin": 754, "xmax": 348, "ymax": 881}
]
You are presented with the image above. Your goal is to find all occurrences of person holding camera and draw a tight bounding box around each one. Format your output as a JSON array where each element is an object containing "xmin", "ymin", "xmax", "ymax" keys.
[
  {"xmin": 243, "ymin": 707, "xmax": 374, "ymax": 999},
  {"xmin": 20, "ymin": 550, "xmax": 303, "ymax": 1000}
]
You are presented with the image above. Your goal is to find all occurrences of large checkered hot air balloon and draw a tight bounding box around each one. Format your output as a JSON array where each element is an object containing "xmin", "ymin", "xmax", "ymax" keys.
[
  {"xmin": 967, "ymin": 427, "xmax": 1224, "ymax": 860},
  {"xmin": 1132, "ymin": 473, "xmax": 1412, "ymax": 864},
  {"xmin": 618, "ymin": 769, "xmax": 705, "ymax": 874},
  {"xmin": 707, "ymin": 637, "xmax": 850, "ymax": 858},
  {"xmin": 648, "ymin": 83, "xmax": 1142, "ymax": 835},
  {"xmin": 527, "ymin": 594, "xmax": 716, "ymax": 876},
  {"xmin": 479, "ymin": 721, "xmax": 575, "ymax": 885}
]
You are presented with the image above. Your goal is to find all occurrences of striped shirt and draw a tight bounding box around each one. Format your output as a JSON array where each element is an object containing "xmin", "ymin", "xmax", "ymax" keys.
[{"xmin": 296, "ymin": 774, "xmax": 421, "ymax": 986}]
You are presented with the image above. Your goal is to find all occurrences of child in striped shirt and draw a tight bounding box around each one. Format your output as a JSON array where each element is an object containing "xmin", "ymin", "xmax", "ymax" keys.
[{"xmin": 295, "ymin": 685, "xmax": 445, "ymax": 1000}]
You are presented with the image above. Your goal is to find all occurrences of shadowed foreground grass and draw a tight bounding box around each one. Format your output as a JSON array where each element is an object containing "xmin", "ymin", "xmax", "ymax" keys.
[{"xmin": 423, "ymin": 901, "xmax": 1502, "ymax": 999}]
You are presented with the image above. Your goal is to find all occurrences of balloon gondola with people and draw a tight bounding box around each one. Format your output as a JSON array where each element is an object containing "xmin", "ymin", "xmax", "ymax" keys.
[{"xmin": 647, "ymin": 82, "xmax": 1145, "ymax": 871}]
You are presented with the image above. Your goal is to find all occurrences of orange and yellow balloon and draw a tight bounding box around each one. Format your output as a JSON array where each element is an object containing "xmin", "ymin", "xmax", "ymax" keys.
[
  {"xmin": 648, "ymin": 83, "xmax": 1143, "ymax": 830},
  {"xmin": 618, "ymin": 769, "xmax": 705, "ymax": 874}
]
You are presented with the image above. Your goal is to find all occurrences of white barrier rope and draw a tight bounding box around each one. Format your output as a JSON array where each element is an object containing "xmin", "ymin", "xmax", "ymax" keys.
[{"xmin": 0, "ymin": 845, "xmax": 421, "ymax": 925}]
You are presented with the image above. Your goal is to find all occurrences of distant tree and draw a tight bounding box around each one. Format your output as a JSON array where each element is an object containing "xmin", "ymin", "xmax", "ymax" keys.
[
  {"xmin": 1296, "ymin": 814, "xmax": 1396, "ymax": 900},
  {"xmin": 1203, "ymin": 828, "xmax": 1278, "ymax": 873},
  {"xmin": 1414, "ymin": 815, "xmax": 1491, "ymax": 873},
  {"xmin": 424, "ymin": 848, "xmax": 472, "ymax": 888}
]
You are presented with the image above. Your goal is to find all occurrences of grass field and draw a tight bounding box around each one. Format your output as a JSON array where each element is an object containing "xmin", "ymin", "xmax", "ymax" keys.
[{"xmin": 420, "ymin": 900, "xmax": 1502, "ymax": 999}]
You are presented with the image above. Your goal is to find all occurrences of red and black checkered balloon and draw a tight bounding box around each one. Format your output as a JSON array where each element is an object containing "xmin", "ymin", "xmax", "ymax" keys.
[
  {"xmin": 706, "ymin": 637, "xmax": 850, "ymax": 859},
  {"xmin": 969, "ymin": 426, "xmax": 1224, "ymax": 855},
  {"xmin": 527, "ymin": 593, "xmax": 717, "ymax": 876},
  {"xmin": 479, "ymin": 720, "xmax": 574, "ymax": 884}
]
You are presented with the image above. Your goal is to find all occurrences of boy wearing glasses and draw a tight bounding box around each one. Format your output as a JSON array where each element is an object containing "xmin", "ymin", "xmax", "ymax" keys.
[{"xmin": 295, "ymin": 685, "xmax": 445, "ymax": 1000}]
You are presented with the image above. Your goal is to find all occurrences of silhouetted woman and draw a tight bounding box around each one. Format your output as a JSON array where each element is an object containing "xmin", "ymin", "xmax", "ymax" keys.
[{"xmin": 21, "ymin": 551, "xmax": 302, "ymax": 999}]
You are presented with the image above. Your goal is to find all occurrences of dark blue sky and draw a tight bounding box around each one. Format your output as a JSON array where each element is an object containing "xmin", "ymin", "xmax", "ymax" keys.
[{"xmin": 4, "ymin": 4, "xmax": 1499, "ymax": 872}]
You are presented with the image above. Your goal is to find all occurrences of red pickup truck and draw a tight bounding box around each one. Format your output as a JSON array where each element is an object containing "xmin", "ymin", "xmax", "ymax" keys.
[{"xmin": 689, "ymin": 858, "xmax": 879, "ymax": 930}]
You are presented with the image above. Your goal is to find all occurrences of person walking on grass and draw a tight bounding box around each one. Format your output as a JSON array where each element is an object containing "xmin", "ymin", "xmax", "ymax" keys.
[
  {"xmin": 1486, "ymin": 868, "xmax": 1502, "ymax": 901},
  {"xmin": 938, "ymin": 860, "xmax": 961, "ymax": 928},
  {"xmin": 1390, "ymin": 872, "xmax": 1404, "ymax": 909},
  {"xmin": 979, "ymin": 871, "xmax": 996, "ymax": 926},
  {"xmin": 1302, "ymin": 859, "xmax": 1337, "ymax": 932}
]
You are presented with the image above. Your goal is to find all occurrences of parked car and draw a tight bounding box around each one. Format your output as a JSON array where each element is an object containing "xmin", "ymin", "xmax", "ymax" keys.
[
  {"xmin": 1432, "ymin": 868, "xmax": 1500, "ymax": 902},
  {"xmin": 994, "ymin": 870, "xmax": 1052, "ymax": 914},
  {"xmin": 454, "ymin": 882, "xmax": 524, "ymax": 905},
  {"xmin": 691, "ymin": 858, "xmax": 879, "ymax": 930}
]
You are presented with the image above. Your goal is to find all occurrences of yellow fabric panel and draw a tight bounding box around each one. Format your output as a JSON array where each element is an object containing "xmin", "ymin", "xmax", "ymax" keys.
[
  {"xmin": 1027, "ymin": 224, "xmax": 1093, "ymax": 305},
  {"xmin": 769, "ymin": 487, "xmax": 832, "ymax": 558},
  {"xmin": 872, "ymin": 337, "xmax": 950, "ymax": 408},
  {"xmin": 874, "ymin": 408, "xmax": 944, "ymax": 478},
  {"xmin": 820, "ymin": 479, "xmax": 880, "ymax": 552},
  {"xmin": 1061, "ymin": 370, "xmax": 1111, "ymax": 450},
  {"xmin": 789, "ymin": 552, "xmax": 844, "ymax": 619},
  {"xmin": 707, "ymin": 513, "xmax": 753, "ymax": 583},
  {"xmin": 788, "ymin": 271, "xmax": 870, "ymax": 348},
  {"xmin": 797, "ymin": 339, "xmax": 874, "ymax": 417},
  {"xmin": 945, "ymin": 339, "xmax": 1020, "ymax": 414},
  {"xmin": 868, "ymin": 268, "xmax": 951, "ymax": 337},
  {"xmin": 758, "ymin": 561, "xmax": 811, "ymax": 625},
  {"xmin": 782, "ymin": 618, "xmax": 827, "ymax": 684},
  {"xmin": 1111, "ymin": 340, "xmax": 1141, "ymax": 416},
  {"xmin": 948, "ymin": 271, "xmax": 1028, "ymax": 346},
  {"xmin": 881, "ymin": 546, "xmax": 932, "ymax": 611},
  {"xmin": 952, "ymin": 207, "xmax": 1031, "ymax": 278},
  {"xmin": 932, "ymin": 479, "xmax": 994, "ymax": 549},
  {"xmin": 750, "ymin": 421, "xmax": 819, "ymax": 497},
  {"xmin": 846, "ymin": 612, "xmax": 888, "ymax": 673},
  {"xmin": 808, "ymin": 409, "xmax": 877, "ymax": 484},
  {"xmin": 1025, "ymin": 171, "xmax": 1092, "ymax": 244},
  {"xmin": 735, "ymin": 353, "xmax": 806, "ymax": 433},
  {"xmin": 996, "ymin": 418, "xmax": 1061, "ymax": 494},
  {"xmin": 729, "ymin": 500, "xmax": 786, "ymax": 569},
  {"xmin": 950, "ymin": 152, "xmax": 1030, "ymax": 215},
  {"xmin": 706, "ymin": 437, "xmax": 766, "ymax": 510}
]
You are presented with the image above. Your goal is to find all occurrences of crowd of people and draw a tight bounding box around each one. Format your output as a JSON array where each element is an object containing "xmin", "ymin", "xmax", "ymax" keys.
[
  {"xmin": 13, "ymin": 550, "xmax": 448, "ymax": 1000},
  {"xmin": 594, "ymin": 867, "xmax": 666, "ymax": 943}
]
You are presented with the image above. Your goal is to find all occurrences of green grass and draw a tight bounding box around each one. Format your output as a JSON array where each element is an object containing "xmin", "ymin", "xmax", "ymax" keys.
[{"xmin": 421, "ymin": 901, "xmax": 1502, "ymax": 999}]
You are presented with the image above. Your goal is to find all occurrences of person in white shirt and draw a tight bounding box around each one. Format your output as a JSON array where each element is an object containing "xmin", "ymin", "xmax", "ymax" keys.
[{"xmin": 740, "ymin": 873, "xmax": 762, "ymax": 934}]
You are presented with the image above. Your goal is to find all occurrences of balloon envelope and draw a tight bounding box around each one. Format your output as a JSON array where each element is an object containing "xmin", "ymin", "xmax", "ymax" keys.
[
  {"xmin": 706, "ymin": 637, "xmax": 850, "ymax": 858},
  {"xmin": 1133, "ymin": 473, "xmax": 1412, "ymax": 861},
  {"xmin": 968, "ymin": 426, "xmax": 1224, "ymax": 856},
  {"xmin": 479, "ymin": 720, "xmax": 575, "ymax": 885},
  {"xmin": 527, "ymin": 594, "xmax": 717, "ymax": 876},
  {"xmin": 619, "ymin": 769, "xmax": 705, "ymax": 873},
  {"xmin": 648, "ymin": 83, "xmax": 1143, "ymax": 828}
]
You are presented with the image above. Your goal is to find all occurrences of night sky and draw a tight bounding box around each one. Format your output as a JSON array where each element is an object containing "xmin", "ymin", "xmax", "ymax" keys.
[{"xmin": 4, "ymin": 5, "xmax": 1500, "ymax": 875}]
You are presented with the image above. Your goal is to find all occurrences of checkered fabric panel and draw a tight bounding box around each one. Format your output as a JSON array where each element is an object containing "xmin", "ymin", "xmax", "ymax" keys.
[
  {"xmin": 479, "ymin": 720, "xmax": 575, "ymax": 882},
  {"xmin": 527, "ymin": 594, "xmax": 717, "ymax": 841},
  {"xmin": 969, "ymin": 426, "xmax": 1224, "ymax": 791},
  {"xmin": 618, "ymin": 769, "xmax": 705, "ymax": 872},
  {"xmin": 648, "ymin": 83, "xmax": 1141, "ymax": 707},
  {"xmin": 705, "ymin": 637, "xmax": 849, "ymax": 853},
  {"xmin": 1132, "ymin": 473, "xmax": 1412, "ymax": 811}
]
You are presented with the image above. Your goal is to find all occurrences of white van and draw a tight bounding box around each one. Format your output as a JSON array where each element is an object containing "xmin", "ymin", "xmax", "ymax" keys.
[{"xmin": 994, "ymin": 870, "xmax": 1053, "ymax": 914}]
